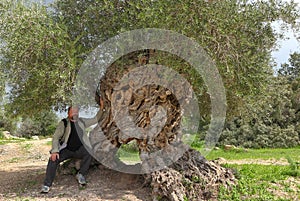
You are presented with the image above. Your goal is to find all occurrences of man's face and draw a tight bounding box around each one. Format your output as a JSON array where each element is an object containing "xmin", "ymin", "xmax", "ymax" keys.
[{"xmin": 68, "ymin": 107, "xmax": 79, "ymax": 122}]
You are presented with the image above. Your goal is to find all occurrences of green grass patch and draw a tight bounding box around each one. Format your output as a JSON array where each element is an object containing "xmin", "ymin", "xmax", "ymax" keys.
[
  {"xmin": 117, "ymin": 144, "xmax": 300, "ymax": 165},
  {"xmin": 284, "ymin": 156, "xmax": 300, "ymax": 177},
  {"xmin": 0, "ymin": 138, "xmax": 27, "ymax": 145},
  {"xmin": 194, "ymin": 146, "xmax": 300, "ymax": 161},
  {"xmin": 117, "ymin": 141, "xmax": 141, "ymax": 163},
  {"xmin": 9, "ymin": 157, "xmax": 21, "ymax": 163},
  {"xmin": 117, "ymin": 147, "xmax": 141, "ymax": 163},
  {"xmin": 219, "ymin": 164, "xmax": 297, "ymax": 200},
  {"xmin": 21, "ymin": 143, "xmax": 33, "ymax": 151}
]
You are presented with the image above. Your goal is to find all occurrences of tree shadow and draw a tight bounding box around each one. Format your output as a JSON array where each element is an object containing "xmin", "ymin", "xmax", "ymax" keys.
[{"xmin": 0, "ymin": 164, "xmax": 152, "ymax": 201}]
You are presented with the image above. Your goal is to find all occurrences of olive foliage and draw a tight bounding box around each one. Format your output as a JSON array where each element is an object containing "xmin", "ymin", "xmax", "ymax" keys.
[
  {"xmin": 0, "ymin": 1, "xmax": 83, "ymax": 116},
  {"xmin": 1, "ymin": 0, "xmax": 299, "ymax": 118},
  {"xmin": 1, "ymin": 0, "xmax": 300, "ymax": 148}
]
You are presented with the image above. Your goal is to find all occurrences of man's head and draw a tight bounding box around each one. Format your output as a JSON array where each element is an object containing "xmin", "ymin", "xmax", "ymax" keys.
[{"xmin": 68, "ymin": 106, "xmax": 80, "ymax": 122}]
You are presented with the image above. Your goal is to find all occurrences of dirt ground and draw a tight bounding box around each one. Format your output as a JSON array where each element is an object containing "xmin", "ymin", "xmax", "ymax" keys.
[{"xmin": 0, "ymin": 139, "xmax": 152, "ymax": 201}]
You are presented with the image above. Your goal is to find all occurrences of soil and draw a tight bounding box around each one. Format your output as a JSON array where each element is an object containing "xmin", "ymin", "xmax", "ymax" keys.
[
  {"xmin": 0, "ymin": 138, "xmax": 152, "ymax": 201},
  {"xmin": 215, "ymin": 157, "xmax": 290, "ymax": 166}
]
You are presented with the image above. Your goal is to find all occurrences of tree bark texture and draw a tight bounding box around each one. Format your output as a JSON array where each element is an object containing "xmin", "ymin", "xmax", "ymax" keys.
[{"xmin": 85, "ymin": 52, "xmax": 235, "ymax": 200}]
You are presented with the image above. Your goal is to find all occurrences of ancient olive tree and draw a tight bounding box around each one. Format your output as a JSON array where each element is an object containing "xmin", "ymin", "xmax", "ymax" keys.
[{"xmin": 1, "ymin": 0, "xmax": 300, "ymax": 200}]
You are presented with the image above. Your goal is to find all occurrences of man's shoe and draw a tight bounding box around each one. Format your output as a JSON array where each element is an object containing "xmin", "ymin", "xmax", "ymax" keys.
[
  {"xmin": 76, "ymin": 173, "xmax": 87, "ymax": 185},
  {"xmin": 40, "ymin": 185, "xmax": 50, "ymax": 194}
]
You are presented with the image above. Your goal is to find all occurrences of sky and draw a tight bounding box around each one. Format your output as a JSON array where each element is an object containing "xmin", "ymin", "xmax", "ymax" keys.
[
  {"xmin": 272, "ymin": 30, "xmax": 299, "ymax": 71},
  {"xmin": 271, "ymin": 0, "xmax": 300, "ymax": 71}
]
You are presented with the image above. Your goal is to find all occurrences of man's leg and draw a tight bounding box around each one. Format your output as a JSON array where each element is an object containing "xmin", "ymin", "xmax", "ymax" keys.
[
  {"xmin": 74, "ymin": 146, "xmax": 92, "ymax": 176},
  {"xmin": 43, "ymin": 149, "xmax": 73, "ymax": 187}
]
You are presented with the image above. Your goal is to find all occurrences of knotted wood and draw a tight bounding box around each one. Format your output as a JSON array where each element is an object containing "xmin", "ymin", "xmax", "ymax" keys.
[{"xmin": 88, "ymin": 51, "xmax": 236, "ymax": 200}]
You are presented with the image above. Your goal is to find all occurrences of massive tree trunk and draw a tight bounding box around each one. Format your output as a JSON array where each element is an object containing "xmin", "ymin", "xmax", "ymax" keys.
[{"xmin": 86, "ymin": 51, "xmax": 236, "ymax": 200}]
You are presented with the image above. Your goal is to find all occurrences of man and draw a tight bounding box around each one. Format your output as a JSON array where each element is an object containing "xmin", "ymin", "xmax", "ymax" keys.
[{"xmin": 41, "ymin": 100, "xmax": 104, "ymax": 193}]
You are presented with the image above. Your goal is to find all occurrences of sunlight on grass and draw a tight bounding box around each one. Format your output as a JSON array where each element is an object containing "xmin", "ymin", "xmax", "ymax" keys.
[
  {"xmin": 21, "ymin": 143, "xmax": 33, "ymax": 151},
  {"xmin": 45, "ymin": 140, "xmax": 52, "ymax": 146},
  {"xmin": 195, "ymin": 146, "xmax": 300, "ymax": 161},
  {"xmin": 9, "ymin": 157, "xmax": 20, "ymax": 163},
  {"xmin": 0, "ymin": 138, "xmax": 27, "ymax": 145},
  {"xmin": 219, "ymin": 164, "xmax": 299, "ymax": 201},
  {"xmin": 117, "ymin": 141, "xmax": 141, "ymax": 163}
]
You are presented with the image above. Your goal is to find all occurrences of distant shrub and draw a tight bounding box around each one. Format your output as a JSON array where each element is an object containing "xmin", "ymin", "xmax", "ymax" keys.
[
  {"xmin": 17, "ymin": 110, "xmax": 58, "ymax": 138},
  {"xmin": 218, "ymin": 78, "xmax": 300, "ymax": 149},
  {"xmin": 219, "ymin": 120, "xmax": 299, "ymax": 148}
]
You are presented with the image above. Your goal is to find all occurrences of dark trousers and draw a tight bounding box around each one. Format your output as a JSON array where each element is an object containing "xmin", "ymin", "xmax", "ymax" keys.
[{"xmin": 43, "ymin": 145, "xmax": 92, "ymax": 187}]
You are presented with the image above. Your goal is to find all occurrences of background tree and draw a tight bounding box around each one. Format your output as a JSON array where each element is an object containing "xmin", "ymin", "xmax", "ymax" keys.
[
  {"xmin": 0, "ymin": 0, "xmax": 83, "ymax": 116},
  {"xmin": 17, "ymin": 110, "xmax": 58, "ymax": 138},
  {"xmin": 278, "ymin": 52, "xmax": 300, "ymax": 114},
  {"xmin": 278, "ymin": 52, "xmax": 300, "ymax": 80},
  {"xmin": 0, "ymin": 109, "xmax": 18, "ymax": 135},
  {"xmin": 218, "ymin": 51, "xmax": 300, "ymax": 148},
  {"xmin": 219, "ymin": 77, "xmax": 300, "ymax": 148}
]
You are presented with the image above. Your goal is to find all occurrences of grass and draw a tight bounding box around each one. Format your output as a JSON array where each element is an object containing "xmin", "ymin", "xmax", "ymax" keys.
[
  {"xmin": 21, "ymin": 143, "xmax": 33, "ymax": 151},
  {"xmin": 45, "ymin": 140, "xmax": 52, "ymax": 146},
  {"xmin": 198, "ymin": 146, "xmax": 300, "ymax": 161},
  {"xmin": 219, "ymin": 163, "xmax": 299, "ymax": 200},
  {"xmin": 284, "ymin": 156, "xmax": 300, "ymax": 177},
  {"xmin": 117, "ymin": 141, "xmax": 141, "ymax": 163},
  {"xmin": 0, "ymin": 138, "xmax": 27, "ymax": 145},
  {"xmin": 9, "ymin": 157, "xmax": 20, "ymax": 163},
  {"xmin": 117, "ymin": 147, "xmax": 141, "ymax": 163},
  {"xmin": 201, "ymin": 146, "xmax": 300, "ymax": 200},
  {"xmin": 118, "ymin": 145, "xmax": 300, "ymax": 164}
]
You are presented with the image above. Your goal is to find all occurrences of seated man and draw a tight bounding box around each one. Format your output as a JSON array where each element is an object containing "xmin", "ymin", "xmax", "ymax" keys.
[{"xmin": 41, "ymin": 100, "xmax": 104, "ymax": 193}]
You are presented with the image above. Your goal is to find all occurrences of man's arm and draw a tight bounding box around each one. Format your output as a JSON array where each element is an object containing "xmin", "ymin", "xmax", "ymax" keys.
[
  {"xmin": 81, "ymin": 98, "xmax": 105, "ymax": 128},
  {"xmin": 81, "ymin": 109, "xmax": 104, "ymax": 128},
  {"xmin": 50, "ymin": 121, "xmax": 65, "ymax": 154}
]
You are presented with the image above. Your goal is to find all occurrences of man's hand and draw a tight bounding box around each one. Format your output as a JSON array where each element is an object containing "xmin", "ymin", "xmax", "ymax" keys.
[{"xmin": 50, "ymin": 152, "xmax": 59, "ymax": 161}]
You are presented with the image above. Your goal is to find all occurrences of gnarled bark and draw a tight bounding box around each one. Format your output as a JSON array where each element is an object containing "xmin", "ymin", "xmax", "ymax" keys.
[{"xmin": 87, "ymin": 52, "xmax": 236, "ymax": 200}]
